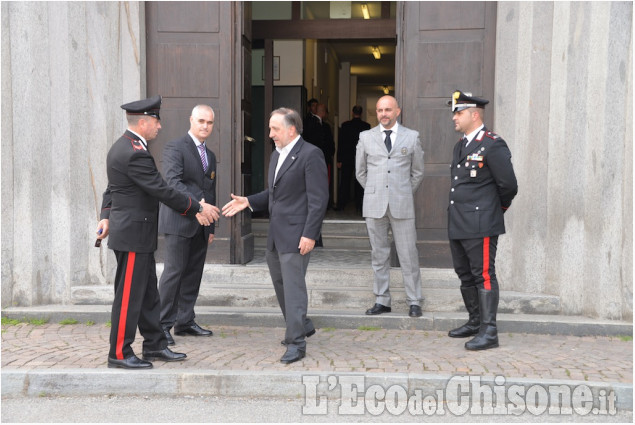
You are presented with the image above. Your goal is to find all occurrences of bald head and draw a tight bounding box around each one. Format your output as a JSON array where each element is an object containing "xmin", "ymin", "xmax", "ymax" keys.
[{"xmin": 376, "ymin": 96, "xmax": 401, "ymax": 129}]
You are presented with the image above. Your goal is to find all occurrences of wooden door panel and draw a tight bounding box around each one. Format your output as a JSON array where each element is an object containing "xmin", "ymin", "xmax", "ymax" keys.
[
  {"xmin": 147, "ymin": 1, "xmax": 233, "ymax": 263},
  {"xmin": 398, "ymin": 1, "xmax": 496, "ymax": 267},
  {"xmin": 157, "ymin": 2, "xmax": 220, "ymax": 32},
  {"xmin": 157, "ymin": 43, "xmax": 221, "ymax": 97},
  {"xmin": 418, "ymin": 1, "xmax": 485, "ymax": 30}
]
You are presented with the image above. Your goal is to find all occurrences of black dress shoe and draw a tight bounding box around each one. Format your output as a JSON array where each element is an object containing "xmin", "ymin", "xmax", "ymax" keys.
[
  {"xmin": 280, "ymin": 347, "xmax": 306, "ymax": 364},
  {"xmin": 365, "ymin": 303, "xmax": 391, "ymax": 315},
  {"xmin": 174, "ymin": 323, "xmax": 213, "ymax": 337},
  {"xmin": 107, "ymin": 355, "xmax": 153, "ymax": 369},
  {"xmin": 142, "ymin": 348, "xmax": 187, "ymax": 362},
  {"xmin": 163, "ymin": 328, "xmax": 175, "ymax": 345},
  {"xmin": 281, "ymin": 329, "xmax": 316, "ymax": 345},
  {"xmin": 409, "ymin": 305, "xmax": 422, "ymax": 317}
]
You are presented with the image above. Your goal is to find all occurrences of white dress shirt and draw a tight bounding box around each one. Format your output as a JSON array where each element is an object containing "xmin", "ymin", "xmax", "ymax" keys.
[
  {"xmin": 380, "ymin": 121, "xmax": 399, "ymax": 147},
  {"xmin": 464, "ymin": 124, "xmax": 485, "ymax": 147},
  {"xmin": 274, "ymin": 135, "xmax": 300, "ymax": 181}
]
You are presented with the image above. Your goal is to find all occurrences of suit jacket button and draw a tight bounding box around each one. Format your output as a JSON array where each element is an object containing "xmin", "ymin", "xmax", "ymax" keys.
[{"xmin": 450, "ymin": 200, "xmax": 454, "ymax": 204}]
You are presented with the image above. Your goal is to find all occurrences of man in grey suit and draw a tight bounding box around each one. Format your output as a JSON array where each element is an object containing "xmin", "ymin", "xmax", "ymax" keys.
[
  {"xmin": 158, "ymin": 105, "xmax": 217, "ymax": 344},
  {"xmin": 222, "ymin": 108, "xmax": 328, "ymax": 364},
  {"xmin": 356, "ymin": 95, "xmax": 425, "ymax": 318}
]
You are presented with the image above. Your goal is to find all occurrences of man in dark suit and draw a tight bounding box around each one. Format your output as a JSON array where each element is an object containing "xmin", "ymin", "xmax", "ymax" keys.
[
  {"xmin": 317, "ymin": 104, "xmax": 335, "ymax": 209},
  {"xmin": 336, "ymin": 105, "xmax": 370, "ymax": 211},
  {"xmin": 446, "ymin": 90, "xmax": 518, "ymax": 351},
  {"xmin": 222, "ymin": 107, "xmax": 328, "ymax": 364},
  {"xmin": 158, "ymin": 105, "xmax": 217, "ymax": 344},
  {"xmin": 96, "ymin": 95, "xmax": 219, "ymax": 369},
  {"xmin": 302, "ymin": 98, "xmax": 324, "ymax": 151}
]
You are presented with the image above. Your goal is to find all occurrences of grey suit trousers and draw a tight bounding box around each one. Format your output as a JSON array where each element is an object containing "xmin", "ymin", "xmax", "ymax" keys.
[
  {"xmin": 266, "ymin": 248, "xmax": 315, "ymax": 349},
  {"xmin": 365, "ymin": 206, "xmax": 422, "ymax": 307}
]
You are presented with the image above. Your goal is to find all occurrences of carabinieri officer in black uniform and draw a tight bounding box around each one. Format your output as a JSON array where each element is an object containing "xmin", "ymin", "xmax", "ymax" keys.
[
  {"xmin": 446, "ymin": 90, "xmax": 518, "ymax": 351},
  {"xmin": 96, "ymin": 95, "xmax": 219, "ymax": 369}
]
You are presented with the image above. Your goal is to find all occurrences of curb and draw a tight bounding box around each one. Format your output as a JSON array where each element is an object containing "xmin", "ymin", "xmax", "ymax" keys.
[
  {"xmin": 2, "ymin": 306, "xmax": 632, "ymax": 337},
  {"xmin": 2, "ymin": 369, "xmax": 632, "ymax": 412}
]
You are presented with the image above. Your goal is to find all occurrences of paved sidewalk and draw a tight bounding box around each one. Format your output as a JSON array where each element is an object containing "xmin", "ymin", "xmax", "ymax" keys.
[{"xmin": 2, "ymin": 322, "xmax": 632, "ymax": 382}]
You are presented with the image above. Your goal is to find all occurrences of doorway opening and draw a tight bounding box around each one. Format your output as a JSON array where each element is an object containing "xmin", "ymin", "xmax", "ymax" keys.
[{"xmin": 250, "ymin": 0, "xmax": 396, "ymax": 220}]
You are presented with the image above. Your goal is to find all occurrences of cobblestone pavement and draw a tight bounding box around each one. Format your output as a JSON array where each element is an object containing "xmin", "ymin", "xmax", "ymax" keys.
[{"xmin": 1, "ymin": 323, "xmax": 632, "ymax": 384}]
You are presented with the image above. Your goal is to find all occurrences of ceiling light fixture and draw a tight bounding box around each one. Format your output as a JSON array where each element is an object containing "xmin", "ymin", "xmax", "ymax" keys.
[
  {"xmin": 361, "ymin": 4, "xmax": 370, "ymax": 19},
  {"xmin": 371, "ymin": 46, "xmax": 381, "ymax": 60}
]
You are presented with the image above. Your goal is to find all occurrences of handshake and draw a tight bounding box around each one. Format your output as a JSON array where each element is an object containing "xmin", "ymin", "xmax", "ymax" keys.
[{"xmin": 196, "ymin": 198, "xmax": 220, "ymax": 226}]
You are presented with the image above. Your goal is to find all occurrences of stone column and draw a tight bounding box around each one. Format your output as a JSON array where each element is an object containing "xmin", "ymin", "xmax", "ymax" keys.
[
  {"xmin": 1, "ymin": 1, "xmax": 145, "ymax": 306},
  {"xmin": 495, "ymin": 2, "xmax": 633, "ymax": 320}
]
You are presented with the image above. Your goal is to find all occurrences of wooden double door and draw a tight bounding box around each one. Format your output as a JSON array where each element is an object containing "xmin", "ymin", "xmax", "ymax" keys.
[{"xmin": 146, "ymin": 1, "xmax": 496, "ymax": 267}]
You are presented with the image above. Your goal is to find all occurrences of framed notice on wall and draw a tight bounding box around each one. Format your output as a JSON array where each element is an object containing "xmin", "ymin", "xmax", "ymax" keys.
[{"xmin": 262, "ymin": 56, "xmax": 280, "ymax": 81}]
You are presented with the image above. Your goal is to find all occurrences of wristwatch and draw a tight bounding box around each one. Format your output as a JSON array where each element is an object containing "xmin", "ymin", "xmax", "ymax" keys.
[{"xmin": 198, "ymin": 203, "xmax": 204, "ymax": 213}]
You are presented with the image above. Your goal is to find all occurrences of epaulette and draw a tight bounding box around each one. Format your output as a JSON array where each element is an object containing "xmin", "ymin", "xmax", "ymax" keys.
[
  {"xmin": 130, "ymin": 139, "xmax": 145, "ymax": 151},
  {"xmin": 485, "ymin": 131, "xmax": 500, "ymax": 140}
]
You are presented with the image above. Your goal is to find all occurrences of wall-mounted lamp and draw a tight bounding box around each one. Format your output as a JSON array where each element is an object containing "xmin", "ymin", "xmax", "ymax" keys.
[
  {"xmin": 361, "ymin": 4, "xmax": 370, "ymax": 19},
  {"xmin": 371, "ymin": 46, "xmax": 381, "ymax": 60},
  {"xmin": 382, "ymin": 86, "xmax": 390, "ymax": 95}
]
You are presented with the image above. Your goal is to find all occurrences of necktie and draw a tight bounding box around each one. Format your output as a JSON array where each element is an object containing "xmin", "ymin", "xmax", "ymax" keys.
[
  {"xmin": 460, "ymin": 137, "xmax": 468, "ymax": 157},
  {"xmin": 198, "ymin": 143, "xmax": 208, "ymax": 172},
  {"xmin": 384, "ymin": 130, "xmax": 392, "ymax": 152}
]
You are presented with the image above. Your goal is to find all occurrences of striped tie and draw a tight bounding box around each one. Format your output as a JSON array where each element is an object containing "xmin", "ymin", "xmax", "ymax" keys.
[{"xmin": 198, "ymin": 143, "xmax": 208, "ymax": 172}]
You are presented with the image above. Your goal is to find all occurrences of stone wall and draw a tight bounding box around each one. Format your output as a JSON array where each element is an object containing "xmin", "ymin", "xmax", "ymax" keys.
[
  {"xmin": 495, "ymin": 2, "xmax": 633, "ymax": 320},
  {"xmin": 2, "ymin": 1, "xmax": 632, "ymax": 321},
  {"xmin": 1, "ymin": 2, "xmax": 144, "ymax": 306}
]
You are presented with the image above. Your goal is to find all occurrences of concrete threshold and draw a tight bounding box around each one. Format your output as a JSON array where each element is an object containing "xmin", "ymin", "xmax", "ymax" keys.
[
  {"xmin": 2, "ymin": 369, "xmax": 632, "ymax": 412},
  {"xmin": 2, "ymin": 305, "xmax": 632, "ymax": 337}
]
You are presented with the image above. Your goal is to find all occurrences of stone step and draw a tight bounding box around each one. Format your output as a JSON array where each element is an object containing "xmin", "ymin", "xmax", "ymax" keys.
[
  {"xmin": 253, "ymin": 219, "xmax": 372, "ymax": 249},
  {"xmin": 69, "ymin": 264, "xmax": 560, "ymax": 314},
  {"xmin": 70, "ymin": 284, "xmax": 561, "ymax": 314},
  {"xmin": 254, "ymin": 235, "xmax": 372, "ymax": 250},
  {"xmin": 253, "ymin": 219, "xmax": 369, "ymax": 237},
  {"xmin": 2, "ymin": 305, "xmax": 632, "ymax": 337}
]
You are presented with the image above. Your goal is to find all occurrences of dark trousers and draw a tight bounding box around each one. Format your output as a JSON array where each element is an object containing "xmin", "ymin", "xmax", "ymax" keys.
[
  {"xmin": 110, "ymin": 251, "xmax": 166, "ymax": 359},
  {"xmin": 449, "ymin": 236, "xmax": 499, "ymax": 292},
  {"xmin": 159, "ymin": 228, "xmax": 207, "ymax": 331},
  {"xmin": 266, "ymin": 248, "xmax": 314, "ymax": 349},
  {"xmin": 337, "ymin": 161, "xmax": 355, "ymax": 208}
]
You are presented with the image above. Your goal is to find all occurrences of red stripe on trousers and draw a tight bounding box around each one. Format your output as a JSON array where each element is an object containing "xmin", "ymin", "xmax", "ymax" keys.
[
  {"xmin": 116, "ymin": 252, "xmax": 136, "ymax": 359},
  {"xmin": 482, "ymin": 237, "xmax": 491, "ymax": 291}
]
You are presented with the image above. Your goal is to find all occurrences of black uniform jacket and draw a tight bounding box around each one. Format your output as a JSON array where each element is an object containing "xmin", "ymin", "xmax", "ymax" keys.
[
  {"xmin": 158, "ymin": 134, "xmax": 216, "ymax": 239},
  {"xmin": 100, "ymin": 130, "xmax": 200, "ymax": 253},
  {"xmin": 337, "ymin": 118, "xmax": 371, "ymax": 164},
  {"xmin": 448, "ymin": 127, "xmax": 518, "ymax": 240}
]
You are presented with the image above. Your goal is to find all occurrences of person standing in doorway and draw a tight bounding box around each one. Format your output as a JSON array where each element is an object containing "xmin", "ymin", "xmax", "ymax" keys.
[
  {"xmin": 446, "ymin": 90, "xmax": 518, "ymax": 351},
  {"xmin": 355, "ymin": 95, "xmax": 425, "ymax": 318},
  {"xmin": 158, "ymin": 105, "xmax": 218, "ymax": 344},
  {"xmin": 336, "ymin": 105, "xmax": 370, "ymax": 212}
]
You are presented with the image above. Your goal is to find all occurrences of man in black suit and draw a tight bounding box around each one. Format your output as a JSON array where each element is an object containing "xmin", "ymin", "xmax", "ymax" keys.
[
  {"xmin": 222, "ymin": 107, "xmax": 328, "ymax": 364},
  {"xmin": 96, "ymin": 95, "xmax": 219, "ymax": 369},
  {"xmin": 158, "ymin": 105, "xmax": 217, "ymax": 344},
  {"xmin": 336, "ymin": 105, "xmax": 370, "ymax": 211},
  {"xmin": 446, "ymin": 90, "xmax": 518, "ymax": 351},
  {"xmin": 317, "ymin": 104, "xmax": 336, "ymax": 209},
  {"xmin": 302, "ymin": 98, "xmax": 324, "ymax": 151}
]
